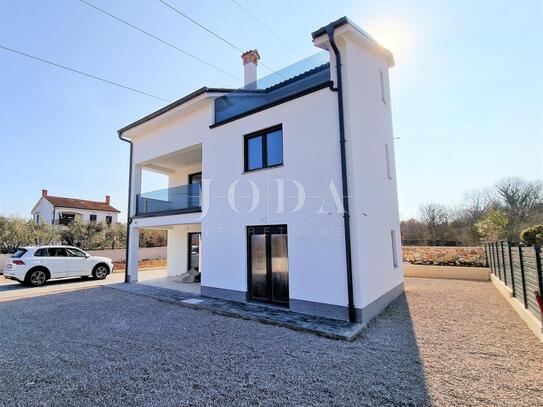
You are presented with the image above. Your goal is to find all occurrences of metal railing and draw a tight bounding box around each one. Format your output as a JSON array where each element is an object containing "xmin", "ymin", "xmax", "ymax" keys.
[
  {"xmin": 135, "ymin": 183, "xmax": 201, "ymax": 217},
  {"xmin": 484, "ymin": 241, "xmax": 543, "ymax": 322}
]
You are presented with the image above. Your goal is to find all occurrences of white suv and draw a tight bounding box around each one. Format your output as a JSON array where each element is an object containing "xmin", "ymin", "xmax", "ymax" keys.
[{"xmin": 4, "ymin": 246, "xmax": 114, "ymax": 287}]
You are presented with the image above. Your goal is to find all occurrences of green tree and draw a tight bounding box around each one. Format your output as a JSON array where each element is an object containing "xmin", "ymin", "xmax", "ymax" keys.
[
  {"xmin": 475, "ymin": 208, "xmax": 508, "ymax": 241},
  {"xmin": 0, "ymin": 216, "xmax": 33, "ymax": 253},
  {"xmin": 520, "ymin": 224, "xmax": 543, "ymax": 246},
  {"xmin": 104, "ymin": 223, "xmax": 126, "ymax": 249}
]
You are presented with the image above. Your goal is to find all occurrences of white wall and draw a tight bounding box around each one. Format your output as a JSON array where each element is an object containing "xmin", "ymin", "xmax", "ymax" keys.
[
  {"xmin": 334, "ymin": 28, "xmax": 404, "ymax": 309},
  {"xmin": 166, "ymin": 224, "xmax": 201, "ymax": 276},
  {"xmin": 31, "ymin": 197, "xmax": 54, "ymax": 224}
]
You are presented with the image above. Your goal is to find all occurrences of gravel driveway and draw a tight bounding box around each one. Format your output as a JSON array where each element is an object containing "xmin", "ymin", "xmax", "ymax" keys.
[{"xmin": 0, "ymin": 277, "xmax": 541, "ymax": 406}]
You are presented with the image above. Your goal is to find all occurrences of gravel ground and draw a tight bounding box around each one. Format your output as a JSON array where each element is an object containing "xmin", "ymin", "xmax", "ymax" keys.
[{"xmin": 0, "ymin": 278, "xmax": 541, "ymax": 406}]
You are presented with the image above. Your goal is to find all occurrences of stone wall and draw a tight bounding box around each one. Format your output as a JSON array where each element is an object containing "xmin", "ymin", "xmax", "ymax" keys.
[{"xmin": 402, "ymin": 246, "xmax": 487, "ymax": 267}]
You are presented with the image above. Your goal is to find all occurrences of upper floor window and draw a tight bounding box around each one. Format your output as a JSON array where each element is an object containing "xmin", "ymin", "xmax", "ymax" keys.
[
  {"xmin": 244, "ymin": 126, "xmax": 283, "ymax": 172},
  {"xmin": 106, "ymin": 216, "xmax": 112, "ymax": 225},
  {"xmin": 379, "ymin": 69, "xmax": 387, "ymax": 104},
  {"xmin": 89, "ymin": 214, "xmax": 97, "ymax": 222}
]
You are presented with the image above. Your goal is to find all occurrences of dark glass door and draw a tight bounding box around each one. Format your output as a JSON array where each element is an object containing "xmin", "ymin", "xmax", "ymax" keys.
[{"xmin": 247, "ymin": 225, "xmax": 289, "ymax": 307}]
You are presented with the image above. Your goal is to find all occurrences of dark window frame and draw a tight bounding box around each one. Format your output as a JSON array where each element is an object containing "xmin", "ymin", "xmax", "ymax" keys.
[
  {"xmin": 244, "ymin": 125, "xmax": 283, "ymax": 172},
  {"xmin": 105, "ymin": 215, "xmax": 113, "ymax": 225},
  {"xmin": 89, "ymin": 214, "xmax": 97, "ymax": 222}
]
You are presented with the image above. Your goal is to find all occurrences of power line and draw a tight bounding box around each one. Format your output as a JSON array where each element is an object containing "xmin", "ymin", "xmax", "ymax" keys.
[
  {"xmin": 0, "ymin": 44, "xmax": 169, "ymax": 102},
  {"xmin": 157, "ymin": 0, "xmax": 283, "ymax": 77},
  {"xmin": 230, "ymin": 0, "xmax": 303, "ymax": 57},
  {"xmin": 158, "ymin": 0, "xmax": 243, "ymax": 53},
  {"xmin": 77, "ymin": 0, "xmax": 242, "ymax": 82}
]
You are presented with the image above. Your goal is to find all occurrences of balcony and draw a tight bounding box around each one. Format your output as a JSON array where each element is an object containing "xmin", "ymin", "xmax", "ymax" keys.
[
  {"xmin": 213, "ymin": 51, "xmax": 330, "ymax": 126},
  {"xmin": 136, "ymin": 183, "xmax": 201, "ymax": 217}
]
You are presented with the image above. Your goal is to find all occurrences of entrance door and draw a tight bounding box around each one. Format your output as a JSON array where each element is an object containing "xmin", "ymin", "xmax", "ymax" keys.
[{"xmin": 247, "ymin": 225, "xmax": 289, "ymax": 307}]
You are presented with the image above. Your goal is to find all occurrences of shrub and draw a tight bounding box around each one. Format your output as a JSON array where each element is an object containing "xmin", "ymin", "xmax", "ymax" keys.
[
  {"xmin": 520, "ymin": 224, "xmax": 543, "ymax": 246},
  {"xmin": 475, "ymin": 208, "xmax": 508, "ymax": 241}
]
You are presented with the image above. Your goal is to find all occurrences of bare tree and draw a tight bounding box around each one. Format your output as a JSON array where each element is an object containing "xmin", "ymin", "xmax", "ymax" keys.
[{"xmin": 419, "ymin": 203, "xmax": 451, "ymax": 244}]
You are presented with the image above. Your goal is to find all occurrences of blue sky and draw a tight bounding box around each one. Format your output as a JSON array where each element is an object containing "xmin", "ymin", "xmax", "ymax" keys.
[{"xmin": 0, "ymin": 0, "xmax": 541, "ymax": 221}]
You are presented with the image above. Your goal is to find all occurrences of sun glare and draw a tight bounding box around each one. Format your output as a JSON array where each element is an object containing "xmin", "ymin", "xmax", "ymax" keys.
[{"xmin": 366, "ymin": 22, "xmax": 413, "ymax": 58}]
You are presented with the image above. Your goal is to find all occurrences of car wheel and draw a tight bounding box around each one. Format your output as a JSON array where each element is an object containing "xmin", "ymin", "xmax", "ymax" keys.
[
  {"xmin": 26, "ymin": 269, "xmax": 47, "ymax": 287},
  {"xmin": 92, "ymin": 265, "xmax": 109, "ymax": 280}
]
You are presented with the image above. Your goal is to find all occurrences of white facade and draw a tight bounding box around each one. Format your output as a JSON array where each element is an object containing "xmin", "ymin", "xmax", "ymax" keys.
[{"xmin": 121, "ymin": 18, "xmax": 403, "ymax": 323}]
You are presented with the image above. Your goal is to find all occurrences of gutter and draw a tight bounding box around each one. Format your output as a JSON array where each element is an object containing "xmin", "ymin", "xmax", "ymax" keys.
[
  {"xmin": 326, "ymin": 26, "xmax": 356, "ymax": 323},
  {"xmin": 118, "ymin": 131, "xmax": 133, "ymax": 283}
]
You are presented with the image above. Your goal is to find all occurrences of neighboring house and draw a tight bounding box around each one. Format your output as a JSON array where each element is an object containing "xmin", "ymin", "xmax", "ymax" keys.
[
  {"xmin": 32, "ymin": 190, "xmax": 120, "ymax": 225},
  {"xmin": 119, "ymin": 17, "xmax": 403, "ymax": 324}
]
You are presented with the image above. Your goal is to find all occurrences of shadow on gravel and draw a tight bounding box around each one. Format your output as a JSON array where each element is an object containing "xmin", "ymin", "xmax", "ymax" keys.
[
  {"xmin": 351, "ymin": 293, "xmax": 432, "ymax": 406},
  {"xmin": 0, "ymin": 286, "xmax": 432, "ymax": 406}
]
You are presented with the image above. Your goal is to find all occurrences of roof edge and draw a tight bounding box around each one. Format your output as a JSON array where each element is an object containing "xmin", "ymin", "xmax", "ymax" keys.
[
  {"xmin": 311, "ymin": 16, "xmax": 394, "ymax": 64},
  {"xmin": 118, "ymin": 86, "xmax": 233, "ymax": 135}
]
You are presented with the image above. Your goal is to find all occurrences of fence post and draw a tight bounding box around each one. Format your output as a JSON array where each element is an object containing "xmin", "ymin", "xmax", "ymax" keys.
[
  {"xmin": 518, "ymin": 246, "xmax": 528, "ymax": 308},
  {"xmin": 507, "ymin": 240, "xmax": 515, "ymax": 297},
  {"xmin": 488, "ymin": 243, "xmax": 496, "ymax": 275},
  {"xmin": 495, "ymin": 243, "xmax": 501, "ymax": 280},
  {"xmin": 500, "ymin": 241, "xmax": 508, "ymax": 286},
  {"xmin": 484, "ymin": 243, "xmax": 489, "ymax": 268},
  {"xmin": 535, "ymin": 244, "xmax": 543, "ymax": 298}
]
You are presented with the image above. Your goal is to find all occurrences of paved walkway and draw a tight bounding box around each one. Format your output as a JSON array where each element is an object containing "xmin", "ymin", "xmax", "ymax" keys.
[
  {"xmin": 109, "ymin": 282, "xmax": 364, "ymax": 340},
  {"xmin": 0, "ymin": 268, "xmax": 166, "ymax": 302},
  {"xmin": 0, "ymin": 277, "xmax": 541, "ymax": 406}
]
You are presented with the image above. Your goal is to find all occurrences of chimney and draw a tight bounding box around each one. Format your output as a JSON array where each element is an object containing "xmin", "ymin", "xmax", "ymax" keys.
[
  {"xmin": 42, "ymin": 189, "xmax": 48, "ymax": 197},
  {"xmin": 242, "ymin": 49, "xmax": 260, "ymax": 90},
  {"xmin": 105, "ymin": 195, "xmax": 110, "ymax": 205}
]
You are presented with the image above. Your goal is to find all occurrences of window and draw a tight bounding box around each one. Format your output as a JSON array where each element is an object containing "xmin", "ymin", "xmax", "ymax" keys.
[
  {"xmin": 35, "ymin": 214, "xmax": 40, "ymax": 224},
  {"xmin": 379, "ymin": 69, "xmax": 387, "ymax": 104},
  {"xmin": 89, "ymin": 214, "xmax": 97, "ymax": 222},
  {"xmin": 244, "ymin": 126, "xmax": 283, "ymax": 172},
  {"xmin": 105, "ymin": 216, "xmax": 112, "ymax": 225},
  {"xmin": 11, "ymin": 248, "xmax": 28, "ymax": 258},
  {"xmin": 391, "ymin": 230, "xmax": 399, "ymax": 268},
  {"xmin": 49, "ymin": 248, "xmax": 67, "ymax": 257},
  {"xmin": 34, "ymin": 248, "xmax": 47, "ymax": 257},
  {"xmin": 385, "ymin": 144, "xmax": 392, "ymax": 179},
  {"xmin": 67, "ymin": 248, "xmax": 87, "ymax": 257}
]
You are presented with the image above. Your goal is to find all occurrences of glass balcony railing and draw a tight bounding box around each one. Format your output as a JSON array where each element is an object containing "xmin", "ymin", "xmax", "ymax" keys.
[
  {"xmin": 214, "ymin": 51, "xmax": 331, "ymax": 125},
  {"xmin": 136, "ymin": 184, "xmax": 201, "ymax": 216}
]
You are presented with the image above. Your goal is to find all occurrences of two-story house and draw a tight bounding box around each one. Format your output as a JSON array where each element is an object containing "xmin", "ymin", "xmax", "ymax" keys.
[
  {"xmin": 32, "ymin": 190, "xmax": 120, "ymax": 225},
  {"xmin": 119, "ymin": 17, "xmax": 403, "ymax": 324}
]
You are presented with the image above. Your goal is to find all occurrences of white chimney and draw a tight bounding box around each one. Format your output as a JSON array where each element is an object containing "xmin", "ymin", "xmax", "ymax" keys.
[{"xmin": 242, "ymin": 49, "xmax": 260, "ymax": 90}]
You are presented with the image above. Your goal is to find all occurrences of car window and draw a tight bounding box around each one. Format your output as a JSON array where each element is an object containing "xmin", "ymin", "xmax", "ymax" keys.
[
  {"xmin": 11, "ymin": 248, "xmax": 28, "ymax": 258},
  {"xmin": 67, "ymin": 248, "xmax": 86, "ymax": 258},
  {"xmin": 34, "ymin": 248, "xmax": 48, "ymax": 257},
  {"xmin": 49, "ymin": 248, "xmax": 67, "ymax": 257}
]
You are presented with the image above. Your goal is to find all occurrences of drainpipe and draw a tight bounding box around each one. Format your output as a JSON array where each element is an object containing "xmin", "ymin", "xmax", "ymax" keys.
[
  {"xmin": 118, "ymin": 131, "xmax": 133, "ymax": 284},
  {"xmin": 326, "ymin": 27, "xmax": 356, "ymax": 323}
]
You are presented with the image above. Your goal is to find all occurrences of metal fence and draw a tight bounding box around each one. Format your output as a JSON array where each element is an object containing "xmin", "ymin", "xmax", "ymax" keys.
[{"xmin": 484, "ymin": 241, "xmax": 543, "ymax": 323}]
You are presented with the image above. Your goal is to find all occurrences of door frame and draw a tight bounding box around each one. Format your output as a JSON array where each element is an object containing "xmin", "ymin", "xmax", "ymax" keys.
[
  {"xmin": 187, "ymin": 232, "xmax": 201, "ymax": 271},
  {"xmin": 246, "ymin": 224, "xmax": 289, "ymax": 307},
  {"xmin": 188, "ymin": 172, "xmax": 202, "ymax": 184}
]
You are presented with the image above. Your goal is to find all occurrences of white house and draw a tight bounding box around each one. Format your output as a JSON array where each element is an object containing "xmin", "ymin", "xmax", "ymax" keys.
[
  {"xmin": 119, "ymin": 17, "xmax": 403, "ymax": 324},
  {"xmin": 32, "ymin": 190, "xmax": 120, "ymax": 225}
]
